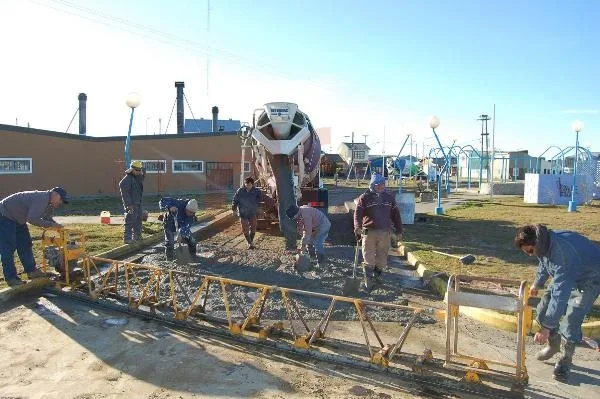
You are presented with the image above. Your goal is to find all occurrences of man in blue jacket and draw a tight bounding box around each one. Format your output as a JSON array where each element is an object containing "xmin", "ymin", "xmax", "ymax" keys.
[
  {"xmin": 158, "ymin": 197, "xmax": 198, "ymax": 260},
  {"xmin": 514, "ymin": 224, "xmax": 600, "ymax": 381}
]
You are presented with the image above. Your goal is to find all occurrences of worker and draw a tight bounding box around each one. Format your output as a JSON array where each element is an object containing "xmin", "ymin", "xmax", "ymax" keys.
[
  {"xmin": 286, "ymin": 204, "xmax": 331, "ymax": 266},
  {"xmin": 0, "ymin": 187, "xmax": 69, "ymax": 287},
  {"xmin": 514, "ymin": 224, "xmax": 600, "ymax": 381},
  {"xmin": 354, "ymin": 173, "xmax": 403, "ymax": 289},
  {"xmin": 158, "ymin": 197, "xmax": 199, "ymax": 260},
  {"xmin": 231, "ymin": 177, "xmax": 274, "ymax": 249},
  {"xmin": 119, "ymin": 160, "xmax": 146, "ymax": 244}
]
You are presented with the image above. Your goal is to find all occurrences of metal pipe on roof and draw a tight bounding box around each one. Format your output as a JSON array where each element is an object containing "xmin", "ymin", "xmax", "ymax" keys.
[
  {"xmin": 212, "ymin": 106, "xmax": 219, "ymax": 132},
  {"xmin": 175, "ymin": 82, "xmax": 185, "ymax": 134},
  {"xmin": 78, "ymin": 93, "xmax": 87, "ymax": 135}
]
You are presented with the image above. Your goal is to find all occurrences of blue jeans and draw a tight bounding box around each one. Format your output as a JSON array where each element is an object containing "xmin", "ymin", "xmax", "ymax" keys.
[
  {"xmin": 312, "ymin": 219, "xmax": 331, "ymax": 255},
  {"xmin": 163, "ymin": 214, "xmax": 196, "ymax": 255},
  {"xmin": 536, "ymin": 284, "xmax": 600, "ymax": 343},
  {"xmin": 0, "ymin": 215, "xmax": 37, "ymax": 280}
]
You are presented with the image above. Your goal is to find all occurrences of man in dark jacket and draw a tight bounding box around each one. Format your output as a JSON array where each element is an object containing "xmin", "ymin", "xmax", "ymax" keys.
[
  {"xmin": 354, "ymin": 173, "xmax": 403, "ymax": 288},
  {"xmin": 0, "ymin": 187, "xmax": 69, "ymax": 286},
  {"xmin": 514, "ymin": 224, "xmax": 600, "ymax": 381},
  {"xmin": 231, "ymin": 177, "xmax": 274, "ymax": 249},
  {"xmin": 158, "ymin": 197, "xmax": 198, "ymax": 259},
  {"xmin": 119, "ymin": 160, "xmax": 146, "ymax": 244}
]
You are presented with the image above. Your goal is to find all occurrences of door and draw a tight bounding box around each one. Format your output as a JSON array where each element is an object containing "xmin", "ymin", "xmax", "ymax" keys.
[{"xmin": 206, "ymin": 162, "xmax": 233, "ymax": 190}]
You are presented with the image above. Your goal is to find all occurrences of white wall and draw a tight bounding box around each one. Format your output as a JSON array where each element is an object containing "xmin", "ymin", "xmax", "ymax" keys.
[{"xmin": 524, "ymin": 173, "xmax": 594, "ymax": 205}]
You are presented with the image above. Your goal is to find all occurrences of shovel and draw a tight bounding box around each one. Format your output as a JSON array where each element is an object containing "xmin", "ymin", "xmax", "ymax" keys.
[
  {"xmin": 342, "ymin": 238, "xmax": 362, "ymax": 297},
  {"xmin": 174, "ymin": 242, "xmax": 193, "ymax": 263},
  {"xmin": 432, "ymin": 250, "xmax": 476, "ymax": 265}
]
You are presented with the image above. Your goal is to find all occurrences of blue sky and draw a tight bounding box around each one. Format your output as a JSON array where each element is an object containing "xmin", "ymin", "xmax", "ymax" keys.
[{"xmin": 1, "ymin": 0, "xmax": 598, "ymax": 157}]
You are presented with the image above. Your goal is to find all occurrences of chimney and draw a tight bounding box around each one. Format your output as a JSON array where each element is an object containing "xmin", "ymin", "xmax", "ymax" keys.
[
  {"xmin": 78, "ymin": 93, "xmax": 87, "ymax": 135},
  {"xmin": 212, "ymin": 106, "xmax": 219, "ymax": 133},
  {"xmin": 175, "ymin": 81, "xmax": 185, "ymax": 134}
]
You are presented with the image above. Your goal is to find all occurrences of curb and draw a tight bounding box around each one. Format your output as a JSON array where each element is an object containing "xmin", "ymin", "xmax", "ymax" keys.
[
  {"xmin": 94, "ymin": 210, "xmax": 235, "ymax": 260},
  {"xmin": 0, "ymin": 278, "xmax": 53, "ymax": 303},
  {"xmin": 396, "ymin": 244, "xmax": 600, "ymax": 339}
]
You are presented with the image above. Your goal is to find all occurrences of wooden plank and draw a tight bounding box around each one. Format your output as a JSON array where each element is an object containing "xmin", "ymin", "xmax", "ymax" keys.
[{"xmin": 446, "ymin": 290, "xmax": 518, "ymax": 313}]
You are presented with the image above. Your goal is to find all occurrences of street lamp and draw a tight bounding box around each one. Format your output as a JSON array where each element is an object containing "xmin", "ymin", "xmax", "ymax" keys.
[
  {"xmin": 124, "ymin": 92, "xmax": 141, "ymax": 168},
  {"xmin": 568, "ymin": 120, "xmax": 584, "ymax": 212},
  {"xmin": 429, "ymin": 116, "xmax": 448, "ymax": 215}
]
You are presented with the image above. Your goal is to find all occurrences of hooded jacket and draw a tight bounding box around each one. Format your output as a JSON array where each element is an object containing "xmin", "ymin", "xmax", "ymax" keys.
[
  {"xmin": 354, "ymin": 174, "xmax": 403, "ymax": 233},
  {"xmin": 533, "ymin": 229, "xmax": 600, "ymax": 330}
]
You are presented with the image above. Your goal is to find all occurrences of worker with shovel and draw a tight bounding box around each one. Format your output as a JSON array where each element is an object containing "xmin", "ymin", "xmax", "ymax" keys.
[
  {"xmin": 514, "ymin": 224, "xmax": 600, "ymax": 382},
  {"xmin": 354, "ymin": 173, "xmax": 403, "ymax": 290},
  {"xmin": 232, "ymin": 177, "xmax": 275, "ymax": 249},
  {"xmin": 158, "ymin": 197, "xmax": 199, "ymax": 261}
]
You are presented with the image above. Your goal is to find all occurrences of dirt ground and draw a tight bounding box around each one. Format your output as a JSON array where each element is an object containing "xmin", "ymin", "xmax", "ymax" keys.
[{"xmin": 1, "ymin": 188, "xmax": 599, "ymax": 398}]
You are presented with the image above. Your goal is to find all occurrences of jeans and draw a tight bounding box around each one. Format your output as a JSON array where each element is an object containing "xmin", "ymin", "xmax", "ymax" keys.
[
  {"xmin": 312, "ymin": 218, "xmax": 331, "ymax": 255},
  {"xmin": 240, "ymin": 216, "xmax": 257, "ymax": 236},
  {"xmin": 0, "ymin": 215, "xmax": 37, "ymax": 280},
  {"xmin": 536, "ymin": 283, "xmax": 600, "ymax": 343}
]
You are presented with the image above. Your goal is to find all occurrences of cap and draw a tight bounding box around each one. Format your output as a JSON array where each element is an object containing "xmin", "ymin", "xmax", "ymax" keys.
[
  {"xmin": 51, "ymin": 187, "xmax": 70, "ymax": 204},
  {"xmin": 186, "ymin": 199, "xmax": 198, "ymax": 213}
]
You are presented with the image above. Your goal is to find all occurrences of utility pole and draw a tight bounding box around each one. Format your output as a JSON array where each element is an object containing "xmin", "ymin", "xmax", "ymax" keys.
[
  {"xmin": 491, "ymin": 104, "xmax": 496, "ymax": 197},
  {"xmin": 382, "ymin": 126, "xmax": 386, "ymax": 179},
  {"xmin": 409, "ymin": 134, "xmax": 413, "ymax": 179},
  {"xmin": 346, "ymin": 131, "xmax": 355, "ymax": 182},
  {"xmin": 362, "ymin": 134, "xmax": 368, "ymax": 143},
  {"xmin": 477, "ymin": 114, "xmax": 491, "ymax": 191}
]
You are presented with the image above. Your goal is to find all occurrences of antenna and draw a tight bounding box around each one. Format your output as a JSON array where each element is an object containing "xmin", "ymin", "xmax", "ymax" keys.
[{"xmin": 206, "ymin": 0, "xmax": 211, "ymax": 97}]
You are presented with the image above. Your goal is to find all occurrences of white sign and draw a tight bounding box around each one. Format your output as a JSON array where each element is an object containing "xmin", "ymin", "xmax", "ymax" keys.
[{"xmin": 524, "ymin": 173, "xmax": 593, "ymax": 205}]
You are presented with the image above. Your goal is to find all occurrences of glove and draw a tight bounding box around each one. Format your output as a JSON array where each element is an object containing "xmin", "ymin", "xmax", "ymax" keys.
[
  {"xmin": 126, "ymin": 206, "xmax": 135, "ymax": 214},
  {"xmin": 176, "ymin": 234, "xmax": 182, "ymax": 243},
  {"xmin": 157, "ymin": 214, "xmax": 164, "ymax": 222},
  {"xmin": 354, "ymin": 227, "xmax": 362, "ymax": 240}
]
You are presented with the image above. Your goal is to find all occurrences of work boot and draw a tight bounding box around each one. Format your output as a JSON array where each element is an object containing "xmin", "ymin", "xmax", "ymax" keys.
[
  {"xmin": 536, "ymin": 331, "xmax": 561, "ymax": 361},
  {"xmin": 6, "ymin": 278, "xmax": 25, "ymax": 287},
  {"xmin": 553, "ymin": 338, "xmax": 576, "ymax": 382},
  {"xmin": 373, "ymin": 266, "xmax": 383, "ymax": 282},
  {"xmin": 27, "ymin": 270, "xmax": 47, "ymax": 279},
  {"xmin": 124, "ymin": 239, "xmax": 135, "ymax": 245},
  {"xmin": 249, "ymin": 232, "xmax": 256, "ymax": 248}
]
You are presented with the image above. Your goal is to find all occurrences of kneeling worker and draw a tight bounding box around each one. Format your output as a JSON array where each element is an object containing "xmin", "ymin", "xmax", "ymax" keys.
[
  {"xmin": 158, "ymin": 197, "xmax": 199, "ymax": 260},
  {"xmin": 286, "ymin": 204, "xmax": 331, "ymax": 266},
  {"xmin": 514, "ymin": 224, "xmax": 600, "ymax": 381}
]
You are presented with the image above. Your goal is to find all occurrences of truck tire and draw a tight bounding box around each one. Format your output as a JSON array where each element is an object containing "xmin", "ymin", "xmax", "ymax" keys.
[{"xmin": 270, "ymin": 154, "xmax": 297, "ymax": 250}]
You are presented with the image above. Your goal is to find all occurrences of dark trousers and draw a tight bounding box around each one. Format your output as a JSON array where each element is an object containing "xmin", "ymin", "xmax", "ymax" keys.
[
  {"xmin": 124, "ymin": 204, "xmax": 143, "ymax": 241},
  {"xmin": 240, "ymin": 216, "xmax": 257, "ymax": 237},
  {"xmin": 163, "ymin": 215, "xmax": 197, "ymax": 255},
  {"xmin": 0, "ymin": 215, "xmax": 37, "ymax": 281}
]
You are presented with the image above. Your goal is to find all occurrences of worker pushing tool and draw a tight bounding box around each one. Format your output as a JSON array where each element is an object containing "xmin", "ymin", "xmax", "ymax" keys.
[
  {"xmin": 119, "ymin": 160, "xmax": 146, "ymax": 244},
  {"xmin": 354, "ymin": 173, "xmax": 403, "ymax": 291},
  {"xmin": 158, "ymin": 197, "xmax": 199, "ymax": 261},
  {"xmin": 514, "ymin": 224, "xmax": 600, "ymax": 382},
  {"xmin": 0, "ymin": 187, "xmax": 69, "ymax": 286}
]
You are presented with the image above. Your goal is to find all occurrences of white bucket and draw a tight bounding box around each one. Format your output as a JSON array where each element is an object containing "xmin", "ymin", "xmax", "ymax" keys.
[
  {"xmin": 100, "ymin": 211, "xmax": 111, "ymax": 225},
  {"xmin": 396, "ymin": 192, "xmax": 415, "ymax": 225}
]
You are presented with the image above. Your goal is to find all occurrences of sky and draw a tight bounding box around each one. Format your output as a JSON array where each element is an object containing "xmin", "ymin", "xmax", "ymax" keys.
[{"xmin": 1, "ymin": 0, "xmax": 598, "ymax": 158}]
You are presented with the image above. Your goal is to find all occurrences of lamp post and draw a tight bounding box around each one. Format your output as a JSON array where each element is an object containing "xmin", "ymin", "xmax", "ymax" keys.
[
  {"xmin": 429, "ymin": 116, "xmax": 447, "ymax": 215},
  {"xmin": 568, "ymin": 120, "xmax": 584, "ymax": 212},
  {"xmin": 124, "ymin": 92, "xmax": 141, "ymax": 168}
]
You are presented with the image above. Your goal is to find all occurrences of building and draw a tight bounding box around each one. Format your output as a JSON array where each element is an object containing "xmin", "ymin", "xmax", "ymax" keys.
[
  {"xmin": 320, "ymin": 153, "xmax": 345, "ymax": 176},
  {"xmin": 184, "ymin": 118, "xmax": 241, "ymax": 133},
  {"xmin": 0, "ymin": 124, "xmax": 249, "ymax": 198},
  {"xmin": 337, "ymin": 142, "xmax": 370, "ymax": 165}
]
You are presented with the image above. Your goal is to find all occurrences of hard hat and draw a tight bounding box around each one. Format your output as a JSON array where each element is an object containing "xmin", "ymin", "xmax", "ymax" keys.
[
  {"xmin": 130, "ymin": 160, "xmax": 143, "ymax": 169},
  {"xmin": 186, "ymin": 199, "xmax": 198, "ymax": 213}
]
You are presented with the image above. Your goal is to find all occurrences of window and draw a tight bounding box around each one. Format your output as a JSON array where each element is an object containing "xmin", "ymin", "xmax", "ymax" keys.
[
  {"xmin": 244, "ymin": 161, "xmax": 251, "ymax": 173},
  {"xmin": 353, "ymin": 151, "xmax": 365, "ymax": 160},
  {"xmin": 172, "ymin": 160, "xmax": 204, "ymax": 173},
  {"xmin": 139, "ymin": 160, "xmax": 166, "ymax": 174},
  {"xmin": 0, "ymin": 158, "xmax": 32, "ymax": 174}
]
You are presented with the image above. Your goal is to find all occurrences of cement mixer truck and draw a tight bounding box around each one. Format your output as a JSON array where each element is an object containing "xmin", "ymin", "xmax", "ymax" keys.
[{"xmin": 239, "ymin": 102, "xmax": 328, "ymax": 249}]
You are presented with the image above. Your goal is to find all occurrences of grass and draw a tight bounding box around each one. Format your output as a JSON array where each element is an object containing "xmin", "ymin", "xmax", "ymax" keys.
[{"xmin": 403, "ymin": 196, "xmax": 600, "ymax": 283}]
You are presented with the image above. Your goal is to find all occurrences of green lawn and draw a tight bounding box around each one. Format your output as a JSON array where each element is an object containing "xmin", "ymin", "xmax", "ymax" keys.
[{"xmin": 403, "ymin": 196, "xmax": 600, "ymax": 283}]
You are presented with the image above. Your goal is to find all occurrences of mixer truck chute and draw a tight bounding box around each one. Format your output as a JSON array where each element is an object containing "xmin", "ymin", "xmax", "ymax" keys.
[{"xmin": 239, "ymin": 102, "xmax": 328, "ymax": 249}]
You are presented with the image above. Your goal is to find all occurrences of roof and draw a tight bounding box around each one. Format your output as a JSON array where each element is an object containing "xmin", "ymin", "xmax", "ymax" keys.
[
  {"xmin": 0, "ymin": 124, "xmax": 238, "ymax": 142},
  {"xmin": 184, "ymin": 119, "xmax": 241, "ymax": 133},
  {"xmin": 340, "ymin": 142, "xmax": 370, "ymax": 151}
]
